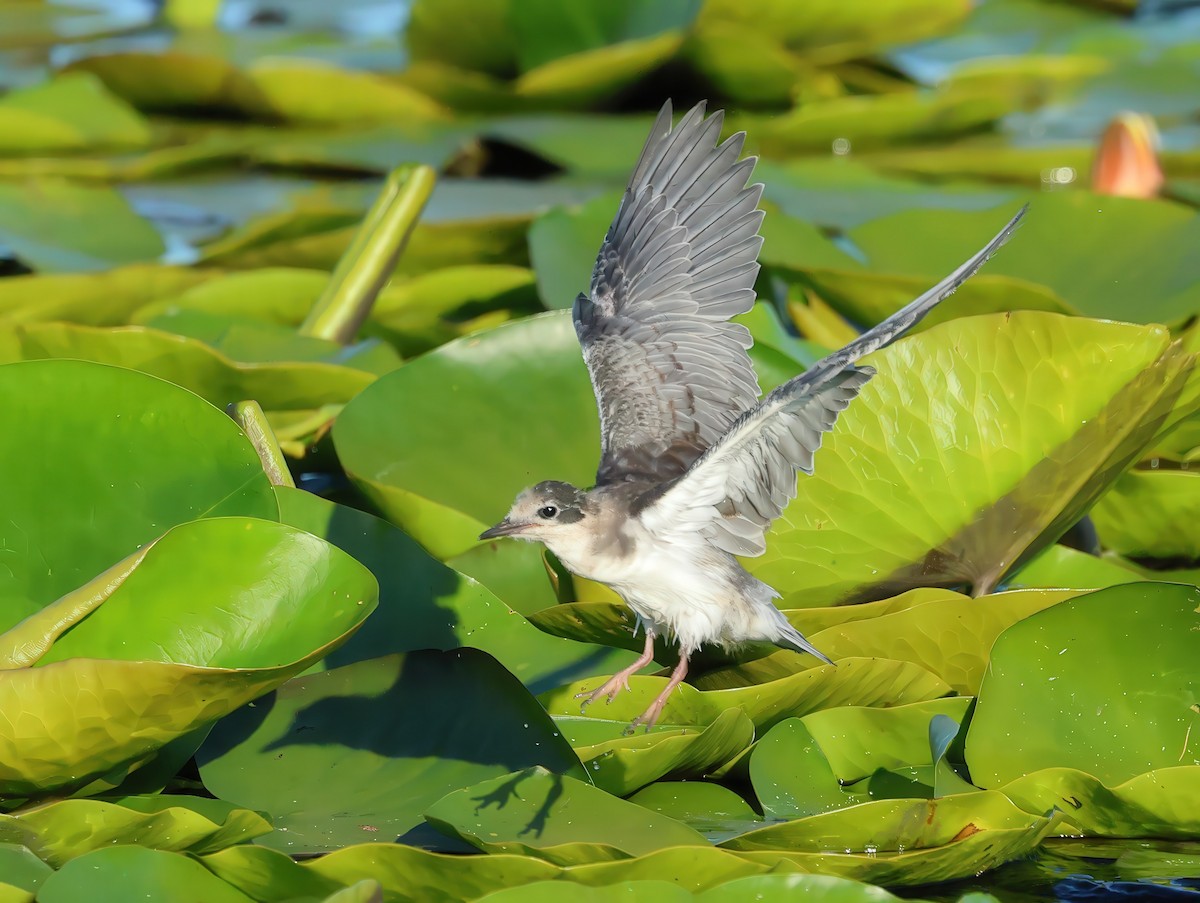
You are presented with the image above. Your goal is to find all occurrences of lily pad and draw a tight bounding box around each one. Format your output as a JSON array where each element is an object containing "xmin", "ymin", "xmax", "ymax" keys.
[
  {"xmin": 1001, "ymin": 766, "xmax": 1200, "ymax": 839},
  {"xmin": 801, "ymin": 698, "xmax": 974, "ymax": 784},
  {"xmin": 0, "ymin": 796, "xmax": 270, "ymax": 869},
  {"xmin": 625, "ymin": 782, "xmax": 761, "ymax": 842},
  {"xmin": 722, "ymin": 792, "xmax": 1058, "ymax": 886},
  {"xmin": 0, "ymin": 322, "xmax": 376, "ymax": 414},
  {"xmin": 564, "ymin": 707, "xmax": 756, "ymax": 796},
  {"xmin": 697, "ymin": 589, "xmax": 1080, "ymax": 692},
  {"xmin": 0, "ymin": 516, "xmax": 376, "ymax": 796},
  {"xmin": 540, "ymin": 658, "xmax": 952, "ymax": 731},
  {"xmin": 750, "ymin": 718, "xmax": 865, "ymax": 820},
  {"xmin": 424, "ymin": 766, "xmax": 706, "ymax": 863},
  {"xmin": 750, "ymin": 312, "xmax": 1196, "ymax": 606},
  {"xmin": 38, "ymin": 846, "xmax": 256, "ymax": 903},
  {"xmin": 0, "ymin": 265, "xmax": 214, "ymax": 327},
  {"xmin": 1090, "ymin": 469, "xmax": 1200, "ymax": 559},
  {"xmin": 0, "ymin": 180, "xmax": 164, "ymax": 272},
  {"xmin": 0, "ymin": 359, "xmax": 275, "ymax": 629},
  {"xmin": 196, "ymin": 650, "xmax": 584, "ymax": 853},
  {"xmin": 965, "ymin": 582, "xmax": 1200, "ymax": 787},
  {"xmin": 0, "ymin": 72, "xmax": 150, "ymax": 155}
]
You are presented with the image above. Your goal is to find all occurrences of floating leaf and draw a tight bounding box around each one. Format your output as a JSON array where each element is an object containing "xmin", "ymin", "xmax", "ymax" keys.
[
  {"xmin": 541, "ymin": 658, "xmax": 952, "ymax": 732},
  {"xmin": 1001, "ymin": 767, "xmax": 1200, "ymax": 839},
  {"xmin": 0, "ymin": 796, "xmax": 269, "ymax": 869},
  {"xmin": 197, "ymin": 650, "xmax": 583, "ymax": 853},
  {"xmin": 424, "ymin": 766, "xmax": 706, "ymax": 863},
  {"xmin": 697, "ymin": 590, "xmax": 1080, "ymax": 692},
  {"xmin": 564, "ymin": 707, "xmax": 755, "ymax": 796},
  {"xmin": 38, "ymin": 846, "xmax": 256, "ymax": 903},
  {"xmin": 722, "ymin": 792, "xmax": 1059, "ymax": 886},
  {"xmin": 1090, "ymin": 469, "xmax": 1200, "ymax": 559},
  {"xmin": 625, "ymin": 782, "xmax": 761, "ymax": 843},
  {"xmin": 0, "ymin": 180, "xmax": 163, "ymax": 272},
  {"xmin": 0, "ymin": 359, "xmax": 275, "ymax": 629},
  {"xmin": 801, "ymin": 698, "xmax": 973, "ymax": 784},
  {"xmin": 0, "ymin": 265, "xmax": 213, "ymax": 327},
  {"xmin": 751, "ymin": 313, "xmax": 1195, "ymax": 606},
  {"xmin": 0, "ymin": 322, "xmax": 375, "ymax": 414},
  {"xmin": 966, "ymin": 583, "xmax": 1200, "ymax": 787},
  {"xmin": 0, "ymin": 517, "xmax": 376, "ymax": 796},
  {"xmin": 750, "ymin": 718, "xmax": 863, "ymax": 820},
  {"xmin": 0, "ymin": 72, "xmax": 150, "ymax": 155}
]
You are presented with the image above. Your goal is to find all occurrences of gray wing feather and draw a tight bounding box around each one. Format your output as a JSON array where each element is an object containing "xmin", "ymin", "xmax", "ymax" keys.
[
  {"xmin": 640, "ymin": 206, "xmax": 1028, "ymax": 557},
  {"xmin": 574, "ymin": 101, "xmax": 765, "ymax": 486}
]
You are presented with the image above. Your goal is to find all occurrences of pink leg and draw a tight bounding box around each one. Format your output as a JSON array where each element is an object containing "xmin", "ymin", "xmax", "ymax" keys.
[
  {"xmin": 627, "ymin": 653, "xmax": 689, "ymax": 734},
  {"xmin": 577, "ymin": 631, "xmax": 656, "ymax": 710}
]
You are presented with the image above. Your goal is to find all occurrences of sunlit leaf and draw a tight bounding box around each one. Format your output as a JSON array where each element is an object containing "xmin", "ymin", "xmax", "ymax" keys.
[
  {"xmin": 38, "ymin": 847, "xmax": 256, "ymax": 903},
  {"xmin": 966, "ymin": 583, "xmax": 1200, "ymax": 787},
  {"xmin": 0, "ymin": 517, "xmax": 376, "ymax": 796},
  {"xmin": 0, "ymin": 796, "xmax": 269, "ymax": 869},
  {"xmin": 0, "ymin": 72, "xmax": 149, "ymax": 155}
]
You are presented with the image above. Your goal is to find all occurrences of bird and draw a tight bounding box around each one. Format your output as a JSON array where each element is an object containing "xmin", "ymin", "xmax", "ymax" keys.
[{"xmin": 479, "ymin": 100, "xmax": 1027, "ymax": 732}]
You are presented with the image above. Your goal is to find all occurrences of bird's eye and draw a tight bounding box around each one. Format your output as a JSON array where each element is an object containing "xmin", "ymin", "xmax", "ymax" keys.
[{"xmin": 537, "ymin": 505, "xmax": 558, "ymax": 519}]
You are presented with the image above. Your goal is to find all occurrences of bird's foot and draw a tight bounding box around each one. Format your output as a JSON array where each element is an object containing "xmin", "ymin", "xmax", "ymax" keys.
[
  {"xmin": 576, "ymin": 673, "xmax": 631, "ymax": 710},
  {"xmin": 623, "ymin": 701, "xmax": 667, "ymax": 735}
]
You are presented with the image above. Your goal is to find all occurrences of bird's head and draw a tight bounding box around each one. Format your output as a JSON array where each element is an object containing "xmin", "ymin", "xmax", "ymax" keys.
[{"xmin": 479, "ymin": 480, "xmax": 586, "ymax": 547}]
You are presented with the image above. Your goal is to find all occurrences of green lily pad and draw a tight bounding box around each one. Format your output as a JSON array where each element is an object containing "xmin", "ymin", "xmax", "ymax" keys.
[
  {"xmin": 0, "ymin": 322, "xmax": 376, "ymax": 414},
  {"xmin": 201, "ymin": 845, "xmax": 347, "ymax": 902},
  {"xmin": 625, "ymin": 782, "xmax": 761, "ymax": 842},
  {"xmin": 801, "ymin": 698, "xmax": 973, "ymax": 784},
  {"xmin": 336, "ymin": 312, "xmax": 595, "ymax": 559},
  {"xmin": 0, "ymin": 180, "xmax": 163, "ymax": 272},
  {"xmin": 197, "ymin": 650, "xmax": 584, "ymax": 853},
  {"xmin": 750, "ymin": 718, "xmax": 866, "ymax": 820},
  {"xmin": 1090, "ymin": 469, "xmax": 1200, "ymax": 559},
  {"xmin": 38, "ymin": 846, "xmax": 256, "ymax": 903},
  {"xmin": 965, "ymin": 582, "xmax": 1200, "ymax": 787},
  {"xmin": 0, "ymin": 265, "xmax": 213, "ymax": 327},
  {"xmin": 274, "ymin": 487, "xmax": 633, "ymax": 690},
  {"xmin": 565, "ymin": 707, "xmax": 756, "ymax": 796},
  {"xmin": 0, "ymin": 796, "xmax": 269, "ymax": 869},
  {"xmin": 0, "ymin": 72, "xmax": 150, "ymax": 155},
  {"xmin": 0, "ymin": 845, "xmax": 49, "ymax": 897},
  {"xmin": 722, "ymin": 792, "xmax": 1058, "ymax": 887},
  {"xmin": 541, "ymin": 658, "xmax": 952, "ymax": 731},
  {"xmin": 0, "ymin": 516, "xmax": 376, "ymax": 796},
  {"xmin": 1006, "ymin": 546, "xmax": 1146, "ymax": 591},
  {"xmin": 698, "ymin": 589, "xmax": 1080, "ymax": 693},
  {"xmin": 751, "ymin": 312, "xmax": 1195, "ymax": 606},
  {"xmin": 1001, "ymin": 766, "xmax": 1200, "ymax": 839},
  {"xmin": 424, "ymin": 766, "xmax": 706, "ymax": 863},
  {"xmin": 0, "ymin": 359, "xmax": 275, "ymax": 629},
  {"xmin": 843, "ymin": 195, "xmax": 1200, "ymax": 325},
  {"xmin": 473, "ymin": 881, "xmax": 689, "ymax": 903}
]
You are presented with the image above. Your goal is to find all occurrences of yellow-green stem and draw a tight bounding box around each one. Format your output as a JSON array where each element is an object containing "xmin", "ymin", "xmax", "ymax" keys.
[
  {"xmin": 299, "ymin": 164, "xmax": 436, "ymax": 344},
  {"xmin": 228, "ymin": 400, "xmax": 295, "ymax": 487}
]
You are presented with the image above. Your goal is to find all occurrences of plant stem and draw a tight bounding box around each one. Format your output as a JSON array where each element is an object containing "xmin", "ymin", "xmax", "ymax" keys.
[
  {"xmin": 228, "ymin": 400, "xmax": 295, "ymax": 487},
  {"xmin": 299, "ymin": 164, "xmax": 436, "ymax": 344}
]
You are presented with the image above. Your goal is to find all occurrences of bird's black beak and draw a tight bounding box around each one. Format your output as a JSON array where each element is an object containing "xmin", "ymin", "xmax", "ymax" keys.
[{"xmin": 479, "ymin": 519, "xmax": 525, "ymax": 540}]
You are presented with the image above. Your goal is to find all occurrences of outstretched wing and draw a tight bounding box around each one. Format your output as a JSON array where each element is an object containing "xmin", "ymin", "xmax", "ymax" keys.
[
  {"xmin": 574, "ymin": 101, "xmax": 765, "ymax": 486},
  {"xmin": 639, "ymin": 206, "xmax": 1029, "ymax": 557}
]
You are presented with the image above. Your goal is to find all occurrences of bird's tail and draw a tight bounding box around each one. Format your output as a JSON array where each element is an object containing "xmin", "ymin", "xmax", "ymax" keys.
[{"xmin": 777, "ymin": 622, "xmax": 835, "ymax": 666}]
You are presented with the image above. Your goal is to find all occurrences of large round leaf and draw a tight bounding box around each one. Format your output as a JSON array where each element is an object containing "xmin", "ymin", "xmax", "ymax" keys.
[
  {"xmin": 0, "ymin": 516, "xmax": 377, "ymax": 796},
  {"xmin": 0, "ymin": 359, "xmax": 276, "ymax": 632},
  {"xmin": 38, "ymin": 846, "xmax": 256, "ymax": 903},
  {"xmin": 196, "ymin": 649, "xmax": 583, "ymax": 853},
  {"xmin": 752, "ymin": 312, "xmax": 1193, "ymax": 605},
  {"xmin": 965, "ymin": 582, "xmax": 1200, "ymax": 787}
]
